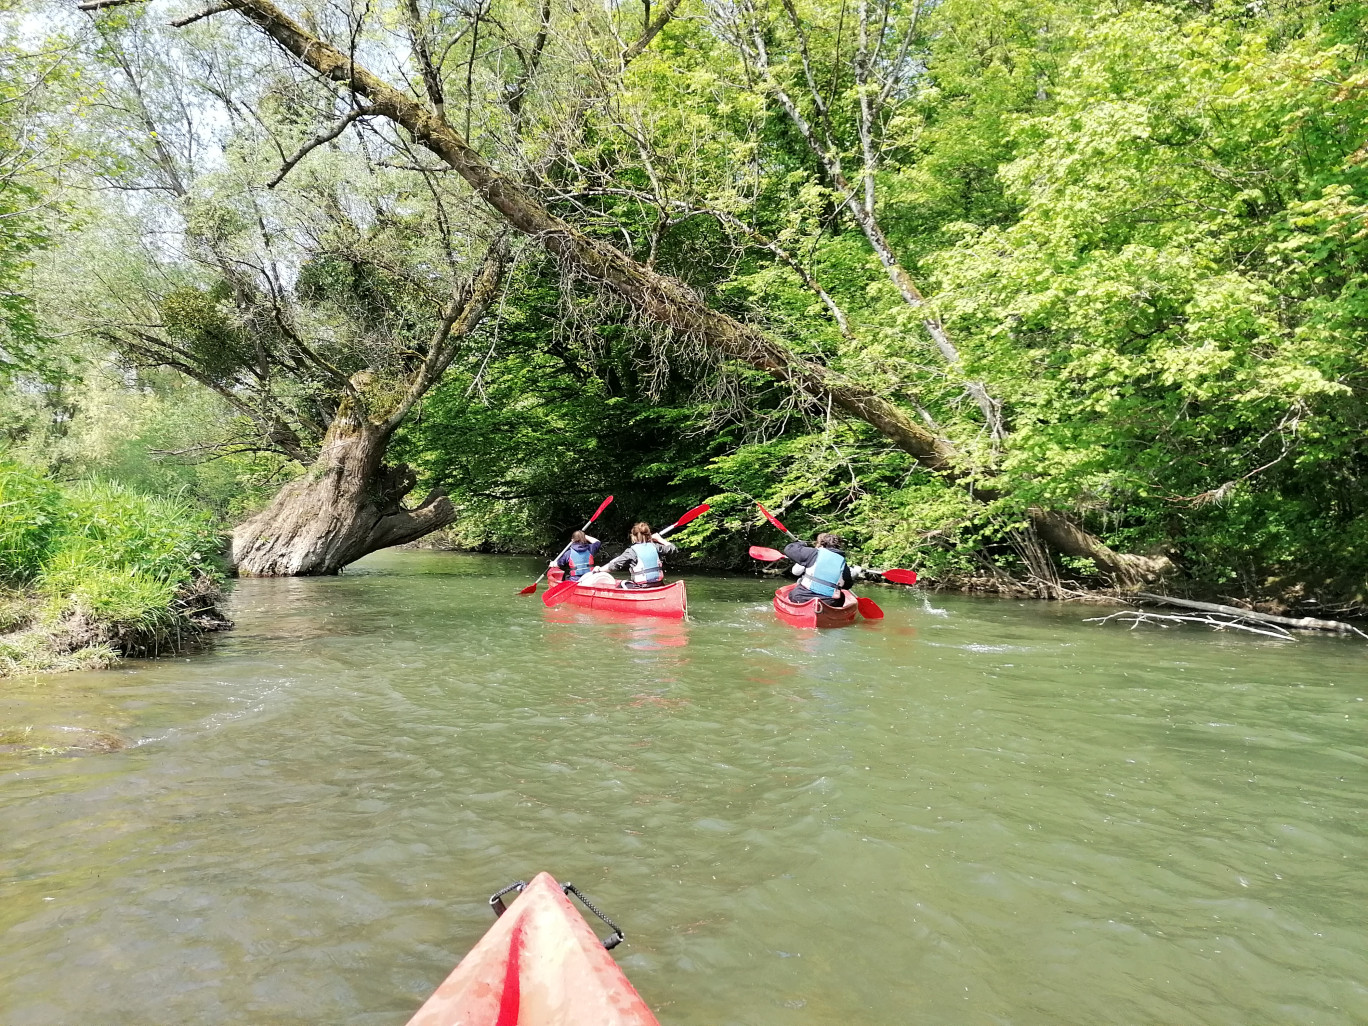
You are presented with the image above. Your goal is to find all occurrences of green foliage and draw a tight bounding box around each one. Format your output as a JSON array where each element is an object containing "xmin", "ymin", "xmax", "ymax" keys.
[
  {"xmin": 0, "ymin": 458, "xmax": 224, "ymax": 672},
  {"xmin": 0, "ymin": 456, "xmax": 63, "ymax": 580},
  {"xmin": 50, "ymin": 479, "xmax": 222, "ymax": 586},
  {"xmin": 396, "ymin": 0, "xmax": 1368, "ymax": 600},
  {"xmin": 7, "ymin": 0, "xmax": 1368, "ymax": 606},
  {"xmin": 159, "ymin": 283, "xmax": 254, "ymax": 382}
]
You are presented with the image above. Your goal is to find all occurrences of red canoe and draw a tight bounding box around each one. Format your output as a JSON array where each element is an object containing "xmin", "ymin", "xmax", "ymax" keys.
[
  {"xmin": 772, "ymin": 583, "xmax": 859, "ymax": 628},
  {"xmin": 407, "ymin": 872, "xmax": 660, "ymax": 1026},
  {"xmin": 547, "ymin": 568, "xmax": 687, "ymax": 619}
]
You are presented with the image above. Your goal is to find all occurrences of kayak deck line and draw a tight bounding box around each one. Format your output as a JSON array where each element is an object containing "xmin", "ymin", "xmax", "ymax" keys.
[{"xmin": 407, "ymin": 872, "xmax": 661, "ymax": 1026}]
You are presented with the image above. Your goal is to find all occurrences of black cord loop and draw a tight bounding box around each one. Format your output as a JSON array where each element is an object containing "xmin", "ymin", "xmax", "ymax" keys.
[
  {"xmin": 562, "ymin": 881, "xmax": 626, "ymax": 950},
  {"xmin": 485, "ymin": 878, "xmax": 625, "ymax": 950}
]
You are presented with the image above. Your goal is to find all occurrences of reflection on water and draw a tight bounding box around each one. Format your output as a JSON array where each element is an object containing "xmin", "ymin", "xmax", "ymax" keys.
[
  {"xmin": 542, "ymin": 604, "xmax": 692, "ymax": 650},
  {"xmin": 2, "ymin": 550, "xmax": 1368, "ymax": 1026}
]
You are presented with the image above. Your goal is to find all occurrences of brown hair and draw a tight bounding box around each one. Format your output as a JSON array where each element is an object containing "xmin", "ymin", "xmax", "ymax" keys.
[
  {"xmin": 815, "ymin": 532, "xmax": 844, "ymax": 549},
  {"xmin": 629, "ymin": 521, "xmax": 653, "ymax": 544},
  {"xmin": 571, "ymin": 530, "xmax": 587, "ymax": 544}
]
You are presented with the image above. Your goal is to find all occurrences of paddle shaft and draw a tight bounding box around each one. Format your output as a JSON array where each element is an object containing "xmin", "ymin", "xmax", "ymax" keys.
[
  {"xmin": 524, "ymin": 496, "xmax": 613, "ymax": 593},
  {"xmin": 755, "ymin": 501, "xmax": 799, "ymax": 541},
  {"xmin": 657, "ymin": 503, "xmax": 710, "ymax": 539}
]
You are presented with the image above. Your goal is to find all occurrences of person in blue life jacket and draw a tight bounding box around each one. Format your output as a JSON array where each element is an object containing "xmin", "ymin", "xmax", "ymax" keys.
[
  {"xmin": 555, "ymin": 530, "xmax": 601, "ymax": 582},
  {"xmin": 784, "ymin": 532, "xmax": 858, "ymax": 605},
  {"xmin": 597, "ymin": 521, "xmax": 678, "ymax": 589}
]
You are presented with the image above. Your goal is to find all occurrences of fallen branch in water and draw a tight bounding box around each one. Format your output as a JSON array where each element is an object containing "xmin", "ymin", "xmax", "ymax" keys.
[
  {"xmin": 1132, "ymin": 593, "xmax": 1368, "ymax": 637},
  {"xmin": 1086, "ymin": 610, "xmax": 1296, "ymax": 641}
]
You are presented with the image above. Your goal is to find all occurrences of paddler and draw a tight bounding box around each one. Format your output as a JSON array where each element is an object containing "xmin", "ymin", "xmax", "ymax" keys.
[
  {"xmin": 597, "ymin": 521, "xmax": 678, "ymax": 589},
  {"xmin": 784, "ymin": 532, "xmax": 857, "ymax": 605},
  {"xmin": 555, "ymin": 530, "xmax": 601, "ymax": 583}
]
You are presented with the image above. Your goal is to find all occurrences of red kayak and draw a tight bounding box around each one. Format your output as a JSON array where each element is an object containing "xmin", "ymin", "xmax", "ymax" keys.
[
  {"xmin": 407, "ymin": 872, "xmax": 661, "ymax": 1026},
  {"xmin": 772, "ymin": 583, "xmax": 859, "ymax": 628},
  {"xmin": 547, "ymin": 568, "xmax": 687, "ymax": 619}
]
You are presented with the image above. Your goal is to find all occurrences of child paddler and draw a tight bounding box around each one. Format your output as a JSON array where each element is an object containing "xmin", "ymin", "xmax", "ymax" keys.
[
  {"xmin": 784, "ymin": 532, "xmax": 857, "ymax": 605},
  {"xmin": 598, "ymin": 521, "xmax": 678, "ymax": 589},
  {"xmin": 554, "ymin": 530, "xmax": 602, "ymax": 582}
]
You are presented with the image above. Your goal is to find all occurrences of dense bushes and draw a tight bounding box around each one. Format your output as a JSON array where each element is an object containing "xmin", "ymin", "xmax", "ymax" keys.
[{"xmin": 0, "ymin": 456, "xmax": 227, "ymax": 674}]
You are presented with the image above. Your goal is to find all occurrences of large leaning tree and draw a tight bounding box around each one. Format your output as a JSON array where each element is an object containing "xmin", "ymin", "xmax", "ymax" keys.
[
  {"xmin": 62, "ymin": 8, "xmax": 510, "ymax": 574},
  {"xmin": 70, "ymin": 0, "xmax": 1168, "ymax": 584}
]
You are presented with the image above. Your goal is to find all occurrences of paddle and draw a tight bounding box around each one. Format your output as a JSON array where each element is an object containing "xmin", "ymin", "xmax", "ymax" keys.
[
  {"xmin": 755, "ymin": 545, "xmax": 915, "ymax": 587},
  {"xmin": 856, "ymin": 596, "xmax": 885, "ymax": 619},
  {"xmin": 755, "ymin": 501, "xmax": 796, "ymax": 539},
  {"xmin": 657, "ymin": 503, "xmax": 711, "ymax": 538},
  {"xmin": 520, "ymin": 494, "xmax": 614, "ymax": 595},
  {"xmin": 541, "ymin": 578, "xmax": 579, "ymax": 607},
  {"xmin": 544, "ymin": 503, "xmax": 710, "ymax": 608}
]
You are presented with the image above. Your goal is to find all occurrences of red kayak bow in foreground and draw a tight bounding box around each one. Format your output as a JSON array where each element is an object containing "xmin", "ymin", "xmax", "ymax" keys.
[{"xmin": 407, "ymin": 872, "xmax": 660, "ymax": 1026}]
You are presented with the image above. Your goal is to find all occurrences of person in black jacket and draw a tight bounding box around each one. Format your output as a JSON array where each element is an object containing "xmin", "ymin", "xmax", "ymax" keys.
[{"xmin": 785, "ymin": 533, "xmax": 856, "ymax": 605}]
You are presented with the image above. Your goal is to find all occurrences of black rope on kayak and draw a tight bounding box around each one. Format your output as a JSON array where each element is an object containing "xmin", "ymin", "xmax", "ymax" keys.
[
  {"xmin": 488, "ymin": 880, "xmax": 526, "ymax": 919},
  {"xmin": 562, "ymin": 882, "xmax": 626, "ymax": 950}
]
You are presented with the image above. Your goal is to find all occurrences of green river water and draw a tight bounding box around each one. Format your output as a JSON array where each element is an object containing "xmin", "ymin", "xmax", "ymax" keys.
[{"xmin": 2, "ymin": 550, "xmax": 1366, "ymax": 1025}]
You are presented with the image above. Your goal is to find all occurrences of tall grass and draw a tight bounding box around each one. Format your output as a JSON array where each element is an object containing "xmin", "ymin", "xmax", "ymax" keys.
[
  {"xmin": 0, "ymin": 456, "xmax": 225, "ymax": 670},
  {"xmin": 0, "ymin": 456, "xmax": 63, "ymax": 581}
]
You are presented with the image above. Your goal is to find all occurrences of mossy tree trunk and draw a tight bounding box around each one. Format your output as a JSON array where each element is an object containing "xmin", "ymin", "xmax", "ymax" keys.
[{"xmin": 230, "ymin": 402, "xmax": 453, "ymax": 576}]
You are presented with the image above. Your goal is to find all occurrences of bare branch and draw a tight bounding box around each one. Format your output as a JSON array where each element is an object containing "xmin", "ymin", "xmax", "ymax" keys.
[
  {"xmin": 504, "ymin": 0, "xmax": 551, "ymax": 122},
  {"xmin": 384, "ymin": 236, "xmax": 511, "ymax": 433},
  {"xmin": 267, "ymin": 105, "xmax": 375, "ymax": 188},
  {"xmin": 555, "ymin": 187, "xmax": 854, "ymax": 337},
  {"xmin": 1086, "ymin": 610, "xmax": 1296, "ymax": 641},
  {"xmin": 1132, "ymin": 593, "xmax": 1368, "ymax": 636},
  {"xmin": 402, "ymin": 0, "xmax": 447, "ymax": 123},
  {"xmin": 622, "ymin": 0, "xmax": 683, "ymax": 64},
  {"xmin": 170, "ymin": 2, "xmax": 241, "ymax": 28}
]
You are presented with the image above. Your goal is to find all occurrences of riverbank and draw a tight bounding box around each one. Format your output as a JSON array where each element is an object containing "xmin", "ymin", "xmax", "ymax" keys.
[
  {"xmin": 0, "ymin": 459, "xmax": 232, "ymax": 677},
  {"xmin": 0, "ymin": 576, "xmax": 231, "ymax": 676}
]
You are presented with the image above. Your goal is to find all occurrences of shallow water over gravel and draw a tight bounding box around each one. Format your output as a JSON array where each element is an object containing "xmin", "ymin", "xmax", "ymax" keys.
[{"xmin": 3, "ymin": 550, "xmax": 1367, "ymax": 1025}]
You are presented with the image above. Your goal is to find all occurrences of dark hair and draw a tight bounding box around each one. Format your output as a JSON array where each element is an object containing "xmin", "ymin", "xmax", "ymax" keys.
[
  {"xmin": 630, "ymin": 521, "xmax": 653, "ymax": 544},
  {"xmin": 815, "ymin": 532, "xmax": 844, "ymax": 549},
  {"xmin": 571, "ymin": 530, "xmax": 587, "ymax": 544}
]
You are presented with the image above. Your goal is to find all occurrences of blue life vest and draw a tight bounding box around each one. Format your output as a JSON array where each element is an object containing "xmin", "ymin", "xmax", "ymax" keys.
[
  {"xmin": 565, "ymin": 545, "xmax": 594, "ymax": 580},
  {"xmin": 801, "ymin": 547, "xmax": 846, "ymax": 598},
  {"xmin": 630, "ymin": 541, "xmax": 663, "ymax": 584}
]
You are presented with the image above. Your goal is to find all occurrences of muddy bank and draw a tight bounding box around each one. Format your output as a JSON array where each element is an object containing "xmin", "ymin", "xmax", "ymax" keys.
[{"xmin": 0, "ymin": 576, "xmax": 233, "ymax": 678}]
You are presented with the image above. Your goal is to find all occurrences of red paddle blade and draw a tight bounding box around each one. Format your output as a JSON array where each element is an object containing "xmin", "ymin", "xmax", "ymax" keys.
[
  {"xmin": 542, "ymin": 580, "xmax": 578, "ymax": 607},
  {"xmin": 755, "ymin": 501, "xmax": 788, "ymax": 535},
  {"xmin": 519, "ymin": 582, "xmax": 538, "ymax": 595},
  {"xmin": 671, "ymin": 503, "xmax": 710, "ymax": 530},
  {"xmin": 588, "ymin": 494, "xmax": 614, "ymax": 524},
  {"xmin": 878, "ymin": 569, "xmax": 918, "ymax": 586},
  {"xmin": 856, "ymin": 596, "xmax": 885, "ymax": 620},
  {"xmin": 749, "ymin": 545, "xmax": 785, "ymax": 562}
]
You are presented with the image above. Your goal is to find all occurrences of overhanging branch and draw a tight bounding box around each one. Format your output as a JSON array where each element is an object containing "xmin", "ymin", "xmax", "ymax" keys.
[{"xmin": 267, "ymin": 105, "xmax": 375, "ymax": 188}]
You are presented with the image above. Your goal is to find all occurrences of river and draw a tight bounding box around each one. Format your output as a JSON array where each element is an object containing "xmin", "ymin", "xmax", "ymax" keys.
[{"xmin": 2, "ymin": 551, "xmax": 1366, "ymax": 1024}]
